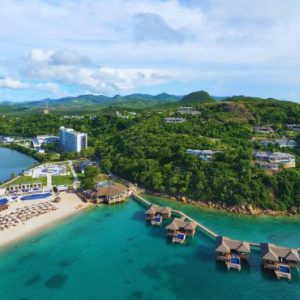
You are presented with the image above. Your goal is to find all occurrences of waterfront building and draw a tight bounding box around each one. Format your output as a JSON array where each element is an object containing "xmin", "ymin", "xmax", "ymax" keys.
[
  {"xmin": 254, "ymin": 127, "xmax": 274, "ymax": 134},
  {"xmin": 254, "ymin": 151, "xmax": 296, "ymax": 170},
  {"xmin": 166, "ymin": 217, "xmax": 196, "ymax": 237},
  {"xmin": 32, "ymin": 135, "xmax": 59, "ymax": 149},
  {"xmin": 286, "ymin": 124, "xmax": 300, "ymax": 131},
  {"xmin": 59, "ymin": 127, "xmax": 87, "ymax": 153},
  {"xmin": 164, "ymin": 117, "xmax": 186, "ymax": 123},
  {"xmin": 91, "ymin": 183, "xmax": 129, "ymax": 205},
  {"xmin": 177, "ymin": 107, "xmax": 201, "ymax": 115},
  {"xmin": 186, "ymin": 149, "xmax": 221, "ymax": 161},
  {"xmin": 261, "ymin": 243, "xmax": 300, "ymax": 280},
  {"xmin": 215, "ymin": 236, "xmax": 250, "ymax": 271},
  {"xmin": 0, "ymin": 136, "xmax": 14, "ymax": 143},
  {"xmin": 145, "ymin": 204, "xmax": 172, "ymax": 223}
]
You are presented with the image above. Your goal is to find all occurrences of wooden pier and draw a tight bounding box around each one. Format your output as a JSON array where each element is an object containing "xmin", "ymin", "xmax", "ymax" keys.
[{"xmin": 132, "ymin": 193, "xmax": 260, "ymax": 248}]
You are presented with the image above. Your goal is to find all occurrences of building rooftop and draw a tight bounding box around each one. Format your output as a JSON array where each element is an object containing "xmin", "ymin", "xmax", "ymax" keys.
[
  {"xmin": 166, "ymin": 217, "xmax": 197, "ymax": 231},
  {"xmin": 261, "ymin": 243, "xmax": 300, "ymax": 262},
  {"xmin": 92, "ymin": 183, "xmax": 128, "ymax": 198},
  {"xmin": 145, "ymin": 204, "xmax": 172, "ymax": 215},
  {"xmin": 215, "ymin": 236, "xmax": 250, "ymax": 254}
]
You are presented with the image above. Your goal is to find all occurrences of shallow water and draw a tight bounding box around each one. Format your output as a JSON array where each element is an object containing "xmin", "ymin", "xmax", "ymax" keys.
[
  {"xmin": 0, "ymin": 198, "xmax": 300, "ymax": 300},
  {"xmin": 0, "ymin": 147, "xmax": 36, "ymax": 183}
]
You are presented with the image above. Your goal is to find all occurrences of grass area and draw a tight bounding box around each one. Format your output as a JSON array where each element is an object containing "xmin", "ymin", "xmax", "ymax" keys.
[
  {"xmin": 5, "ymin": 176, "xmax": 47, "ymax": 186},
  {"xmin": 5, "ymin": 174, "xmax": 74, "ymax": 187},
  {"xmin": 52, "ymin": 176, "xmax": 74, "ymax": 186}
]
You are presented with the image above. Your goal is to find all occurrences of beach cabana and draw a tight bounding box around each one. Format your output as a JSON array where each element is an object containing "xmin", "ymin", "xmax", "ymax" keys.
[
  {"xmin": 145, "ymin": 204, "xmax": 172, "ymax": 222},
  {"xmin": 215, "ymin": 236, "xmax": 250, "ymax": 271},
  {"xmin": 166, "ymin": 217, "xmax": 196, "ymax": 238},
  {"xmin": 261, "ymin": 243, "xmax": 300, "ymax": 280}
]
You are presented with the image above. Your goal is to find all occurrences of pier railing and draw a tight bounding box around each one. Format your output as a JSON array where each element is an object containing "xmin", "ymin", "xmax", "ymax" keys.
[{"xmin": 132, "ymin": 193, "xmax": 260, "ymax": 248}]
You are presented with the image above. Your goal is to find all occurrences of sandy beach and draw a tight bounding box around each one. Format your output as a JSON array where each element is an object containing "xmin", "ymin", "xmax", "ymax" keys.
[{"xmin": 0, "ymin": 192, "xmax": 91, "ymax": 249}]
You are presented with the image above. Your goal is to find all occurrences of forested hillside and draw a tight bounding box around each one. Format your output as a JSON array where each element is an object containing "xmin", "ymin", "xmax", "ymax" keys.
[{"xmin": 1, "ymin": 95, "xmax": 300, "ymax": 210}]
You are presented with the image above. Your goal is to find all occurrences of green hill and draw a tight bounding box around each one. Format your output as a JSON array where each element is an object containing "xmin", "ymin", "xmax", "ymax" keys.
[{"xmin": 179, "ymin": 90, "xmax": 216, "ymax": 105}]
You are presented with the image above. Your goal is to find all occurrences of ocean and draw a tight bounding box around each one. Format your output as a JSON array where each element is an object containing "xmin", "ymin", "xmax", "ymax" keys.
[{"xmin": 0, "ymin": 197, "xmax": 300, "ymax": 300}]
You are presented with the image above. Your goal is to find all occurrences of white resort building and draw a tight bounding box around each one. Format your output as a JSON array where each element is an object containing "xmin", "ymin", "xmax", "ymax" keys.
[
  {"xmin": 59, "ymin": 127, "xmax": 88, "ymax": 153},
  {"xmin": 254, "ymin": 151, "xmax": 296, "ymax": 170},
  {"xmin": 261, "ymin": 139, "xmax": 297, "ymax": 148},
  {"xmin": 254, "ymin": 127, "xmax": 274, "ymax": 134},
  {"xmin": 164, "ymin": 117, "xmax": 186, "ymax": 123},
  {"xmin": 32, "ymin": 135, "xmax": 59, "ymax": 149},
  {"xmin": 186, "ymin": 149, "xmax": 221, "ymax": 161},
  {"xmin": 177, "ymin": 107, "xmax": 201, "ymax": 115},
  {"xmin": 286, "ymin": 124, "xmax": 300, "ymax": 131}
]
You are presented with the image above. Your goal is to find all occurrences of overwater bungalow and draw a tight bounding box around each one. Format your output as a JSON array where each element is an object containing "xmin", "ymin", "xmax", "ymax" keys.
[
  {"xmin": 215, "ymin": 236, "xmax": 250, "ymax": 271},
  {"xmin": 166, "ymin": 217, "xmax": 196, "ymax": 244},
  {"xmin": 261, "ymin": 243, "xmax": 300, "ymax": 280},
  {"xmin": 145, "ymin": 204, "xmax": 172, "ymax": 225},
  {"xmin": 91, "ymin": 183, "xmax": 129, "ymax": 205}
]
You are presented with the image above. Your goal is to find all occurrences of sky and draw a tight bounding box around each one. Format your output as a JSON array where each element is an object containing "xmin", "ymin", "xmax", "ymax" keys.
[{"xmin": 1, "ymin": 0, "xmax": 300, "ymax": 102}]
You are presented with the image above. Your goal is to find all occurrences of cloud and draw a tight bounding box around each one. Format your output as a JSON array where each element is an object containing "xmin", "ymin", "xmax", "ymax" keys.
[
  {"xmin": 19, "ymin": 48, "xmax": 173, "ymax": 94},
  {"xmin": 133, "ymin": 13, "xmax": 192, "ymax": 43},
  {"xmin": 1, "ymin": 0, "xmax": 300, "ymax": 100},
  {"xmin": 0, "ymin": 77, "xmax": 27, "ymax": 89}
]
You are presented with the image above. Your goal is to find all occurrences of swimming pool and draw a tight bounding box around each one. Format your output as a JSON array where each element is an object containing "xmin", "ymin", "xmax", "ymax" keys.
[
  {"xmin": 279, "ymin": 265, "xmax": 290, "ymax": 273},
  {"xmin": 0, "ymin": 198, "xmax": 8, "ymax": 205},
  {"xmin": 21, "ymin": 193, "xmax": 52, "ymax": 201},
  {"xmin": 230, "ymin": 257, "xmax": 240, "ymax": 264}
]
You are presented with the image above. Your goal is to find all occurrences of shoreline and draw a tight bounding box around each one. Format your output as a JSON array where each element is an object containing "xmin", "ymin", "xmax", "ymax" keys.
[
  {"xmin": 145, "ymin": 191, "xmax": 299, "ymax": 217},
  {"xmin": 0, "ymin": 192, "xmax": 92, "ymax": 251}
]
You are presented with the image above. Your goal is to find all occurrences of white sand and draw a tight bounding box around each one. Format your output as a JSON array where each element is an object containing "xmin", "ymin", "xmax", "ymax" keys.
[{"xmin": 0, "ymin": 192, "xmax": 91, "ymax": 249}]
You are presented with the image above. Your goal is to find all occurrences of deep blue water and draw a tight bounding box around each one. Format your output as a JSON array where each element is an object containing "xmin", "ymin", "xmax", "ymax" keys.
[
  {"xmin": 0, "ymin": 198, "xmax": 300, "ymax": 300},
  {"xmin": 0, "ymin": 147, "xmax": 36, "ymax": 183}
]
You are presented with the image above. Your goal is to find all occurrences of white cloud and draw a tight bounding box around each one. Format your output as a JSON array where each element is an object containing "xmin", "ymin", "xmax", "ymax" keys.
[
  {"xmin": 0, "ymin": 77, "xmax": 27, "ymax": 89},
  {"xmin": 1, "ymin": 0, "xmax": 300, "ymax": 100}
]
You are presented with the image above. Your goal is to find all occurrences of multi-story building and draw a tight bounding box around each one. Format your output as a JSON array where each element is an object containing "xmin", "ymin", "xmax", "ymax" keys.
[
  {"xmin": 59, "ymin": 127, "xmax": 87, "ymax": 153},
  {"xmin": 254, "ymin": 151, "xmax": 296, "ymax": 170},
  {"xmin": 261, "ymin": 139, "xmax": 297, "ymax": 148}
]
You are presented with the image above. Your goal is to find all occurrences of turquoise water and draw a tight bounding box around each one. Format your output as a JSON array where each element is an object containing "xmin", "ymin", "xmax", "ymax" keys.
[
  {"xmin": 1, "ymin": 198, "xmax": 300, "ymax": 300},
  {"xmin": 0, "ymin": 147, "xmax": 36, "ymax": 183}
]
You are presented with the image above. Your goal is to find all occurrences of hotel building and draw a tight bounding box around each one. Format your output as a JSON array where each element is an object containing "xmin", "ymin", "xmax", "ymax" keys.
[{"xmin": 59, "ymin": 127, "xmax": 88, "ymax": 153}]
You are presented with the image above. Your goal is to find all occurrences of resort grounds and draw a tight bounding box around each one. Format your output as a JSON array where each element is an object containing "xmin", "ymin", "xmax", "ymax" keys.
[{"xmin": 0, "ymin": 192, "xmax": 90, "ymax": 249}]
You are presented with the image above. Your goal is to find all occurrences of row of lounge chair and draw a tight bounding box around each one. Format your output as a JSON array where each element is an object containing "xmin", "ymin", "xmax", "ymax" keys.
[{"xmin": 0, "ymin": 202, "xmax": 57, "ymax": 231}]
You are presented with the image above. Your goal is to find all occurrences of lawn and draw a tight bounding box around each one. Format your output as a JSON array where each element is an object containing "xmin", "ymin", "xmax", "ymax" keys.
[
  {"xmin": 5, "ymin": 176, "xmax": 47, "ymax": 186},
  {"xmin": 52, "ymin": 176, "xmax": 74, "ymax": 186},
  {"xmin": 5, "ymin": 175, "xmax": 74, "ymax": 187}
]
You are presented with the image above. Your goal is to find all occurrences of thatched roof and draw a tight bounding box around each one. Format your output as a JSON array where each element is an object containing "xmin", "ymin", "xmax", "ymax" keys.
[
  {"xmin": 166, "ymin": 217, "xmax": 196, "ymax": 231},
  {"xmin": 215, "ymin": 236, "xmax": 250, "ymax": 254},
  {"xmin": 261, "ymin": 243, "xmax": 300, "ymax": 262},
  {"xmin": 94, "ymin": 183, "xmax": 128, "ymax": 198},
  {"xmin": 145, "ymin": 204, "xmax": 172, "ymax": 215}
]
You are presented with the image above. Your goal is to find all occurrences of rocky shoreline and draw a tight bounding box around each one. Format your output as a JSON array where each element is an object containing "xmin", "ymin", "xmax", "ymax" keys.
[{"xmin": 146, "ymin": 191, "xmax": 300, "ymax": 216}]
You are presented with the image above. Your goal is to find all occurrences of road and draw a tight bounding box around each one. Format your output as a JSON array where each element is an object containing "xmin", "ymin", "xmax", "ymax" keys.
[{"xmin": 68, "ymin": 160, "xmax": 79, "ymax": 190}]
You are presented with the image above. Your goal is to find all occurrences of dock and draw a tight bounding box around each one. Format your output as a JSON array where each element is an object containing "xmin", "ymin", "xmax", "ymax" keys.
[{"xmin": 132, "ymin": 193, "xmax": 261, "ymax": 248}]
